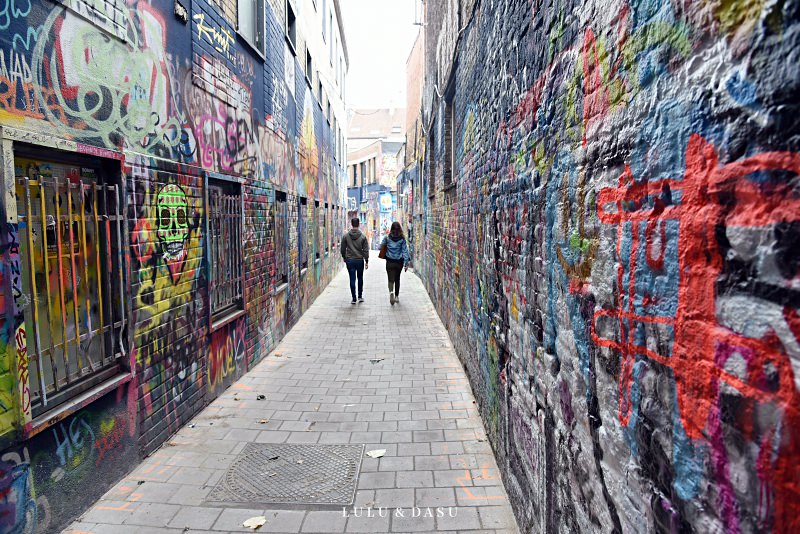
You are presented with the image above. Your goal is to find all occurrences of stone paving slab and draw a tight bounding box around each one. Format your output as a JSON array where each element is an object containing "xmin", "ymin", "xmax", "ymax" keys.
[{"xmin": 65, "ymin": 252, "xmax": 519, "ymax": 533}]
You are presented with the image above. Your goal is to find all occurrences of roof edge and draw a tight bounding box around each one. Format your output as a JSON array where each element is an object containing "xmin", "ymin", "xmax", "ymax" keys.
[{"xmin": 333, "ymin": 0, "xmax": 350, "ymax": 69}]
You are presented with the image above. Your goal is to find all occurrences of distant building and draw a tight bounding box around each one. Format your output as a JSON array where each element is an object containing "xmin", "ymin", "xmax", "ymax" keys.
[
  {"xmin": 346, "ymin": 108, "xmax": 406, "ymax": 189},
  {"xmin": 346, "ymin": 108, "xmax": 405, "ymax": 247}
]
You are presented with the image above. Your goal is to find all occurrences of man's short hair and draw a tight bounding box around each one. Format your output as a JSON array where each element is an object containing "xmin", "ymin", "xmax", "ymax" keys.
[{"xmin": 351, "ymin": 218, "xmax": 360, "ymax": 227}]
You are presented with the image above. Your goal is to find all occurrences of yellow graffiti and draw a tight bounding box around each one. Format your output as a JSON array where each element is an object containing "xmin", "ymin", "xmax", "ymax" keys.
[
  {"xmin": 300, "ymin": 95, "xmax": 319, "ymax": 196},
  {"xmin": 193, "ymin": 13, "xmax": 235, "ymax": 60}
]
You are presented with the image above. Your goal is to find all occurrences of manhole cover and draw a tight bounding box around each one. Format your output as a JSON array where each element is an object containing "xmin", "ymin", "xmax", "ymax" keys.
[{"xmin": 206, "ymin": 443, "xmax": 364, "ymax": 507}]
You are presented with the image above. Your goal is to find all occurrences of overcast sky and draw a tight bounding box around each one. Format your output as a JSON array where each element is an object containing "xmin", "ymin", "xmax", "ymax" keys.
[{"xmin": 339, "ymin": 0, "xmax": 421, "ymax": 110}]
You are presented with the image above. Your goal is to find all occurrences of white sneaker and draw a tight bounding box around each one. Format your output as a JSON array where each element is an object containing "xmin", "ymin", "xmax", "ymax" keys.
[
  {"xmin": 389, "ymin": 292, "xmax": 395, "ymax": 305},
  {"xmin": 395, "ymin": 294, "xmax": 399, "ymax": 303}
]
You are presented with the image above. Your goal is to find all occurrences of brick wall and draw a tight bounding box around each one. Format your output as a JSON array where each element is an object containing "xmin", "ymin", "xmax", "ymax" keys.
[
  {"xmin": 419, "ymin": 0, "xmax": 800, "ymax": 532},
  {"xmin": 0, "ymin": 0, "xmax": 347, "ymax": 531}
]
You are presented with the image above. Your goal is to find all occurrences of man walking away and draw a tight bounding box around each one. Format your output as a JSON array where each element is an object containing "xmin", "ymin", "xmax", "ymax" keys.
[{"xmin": 341, "ymin": 218, "xmax": 370, "ymax": 304}]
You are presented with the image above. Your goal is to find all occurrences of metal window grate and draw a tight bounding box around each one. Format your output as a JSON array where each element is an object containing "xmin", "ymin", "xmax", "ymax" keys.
[
  {"xmin": 15, "ymin": 174, "xmax": 126, "ymax": 416},
  {"xmin": 208, "ymin": 184, "xmax": 243, "ymax": 318},
  {"xmin": 299, "ymin": 197, "xmax": 308, "ymax": 269},
  {"xmin": 273, "ymin": 192, "xmax": 288, "ymax": 285}
]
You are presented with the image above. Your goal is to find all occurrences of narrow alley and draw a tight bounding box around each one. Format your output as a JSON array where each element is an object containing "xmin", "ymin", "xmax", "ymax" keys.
[
  {"xmin": 66, "ymin": 253, "xmax": 519, "ymax": 533},
  {"xmin": 1, "ymin": 0, "xmax": 798, "ymax": 531}
]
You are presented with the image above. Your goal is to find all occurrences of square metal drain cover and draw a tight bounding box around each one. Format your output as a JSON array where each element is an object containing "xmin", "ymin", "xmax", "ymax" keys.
[{"xmin": 206, "ymin": 443, "xmax": 364, "ymax": 508}]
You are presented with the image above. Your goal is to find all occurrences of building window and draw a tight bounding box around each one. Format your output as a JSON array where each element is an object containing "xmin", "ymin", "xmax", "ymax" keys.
[
  {"xmin": 306, "ymin": 49, "xmax": 313, "ymax": 86},
  {"xmin": 318, "ymin": 78, "xmax": 323, "ymax": 105},
  {"xmin": 323, "ymin": 203, "xmax": 329, "ymax": 252},
  {"xmin": 238, "ymin": 0, "xmax": 264, "ymax": 54},
  {"xmin": 207, "ymin": 177, "xmax": 244, "ymax": 323},
  {"xmin": 334, "ymin": 40, "xmax": 339, "ymax": 81},
  {"xmin": 444, "ymin": 86, "xmax": 455, "ymax": 186},
  {"xmin": 339, "ymin": 57, "xmax": 344, "ymax": 96},
  {"xmin": 315, "ymin": 200, "xmax": 322, "ymax": 259},
  {"xmin": 286, "ymin": 1, "xmax": 297, "ymax": 51},
  {"xmin": 331, "ymin": 206, "xmax": 337, "ymax": 250},
  {"xmin": 59, "ymin": 0, "xmax": 128, "ymax": 41},
  {"xmin": 332, "ymin": 116, "xmax": 337, "ymax": 155},
  {"xmin": 321, "ymin": 0, "xmax": 327, "ymax": 41},
  {"xmin": 307, "ymin": 200, "xmax": 315, "ymax": 265},
  {"xmin": 14, "ymin": 150, "xmax": 127, "ymax": 417},
  {"xmin": 299, "ymin": 196, "xmax": 308, "ymax": 270},
  {"xmin": 274, "ymin": 191, "xmax": 288, "ymax": 285},
  {"xmin": 428, "ymin": 119, "xmax": 436, "ymax": 197}
]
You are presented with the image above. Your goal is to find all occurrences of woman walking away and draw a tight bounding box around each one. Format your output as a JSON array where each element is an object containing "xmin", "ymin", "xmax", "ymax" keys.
[{"xmin": 380, "ymin": 222, "xmax": 411, "ymax": 306}]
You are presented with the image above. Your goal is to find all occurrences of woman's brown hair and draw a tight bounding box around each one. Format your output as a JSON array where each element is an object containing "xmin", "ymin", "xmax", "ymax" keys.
[{"xmin": 390, "ymin": 221, "xmax": 404, "ymax": 238}]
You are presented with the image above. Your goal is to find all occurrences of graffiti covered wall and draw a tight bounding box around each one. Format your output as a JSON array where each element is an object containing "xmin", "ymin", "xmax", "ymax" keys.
[
  {"xmin": 419, "ymin": 0, "xmax": 800, "ymax": 532},
  {"xmin": 0, "ymin": 0, "xmax": 346, "ymax": 530}
]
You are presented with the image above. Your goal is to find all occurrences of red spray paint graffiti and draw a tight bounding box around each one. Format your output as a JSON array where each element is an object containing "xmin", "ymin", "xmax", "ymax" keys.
[{"xmin": 593, "ymin": 133, "xmax": 800, "ymax": 531}]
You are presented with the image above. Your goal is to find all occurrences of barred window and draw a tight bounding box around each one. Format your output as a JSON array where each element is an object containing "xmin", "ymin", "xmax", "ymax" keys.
[
  {"xmin": 323, "ymin": 203, "xmax": 329, "ymax": 253},
  {"xmin": 314, "ymin": 201, "xmax": 321, "ymax": 259},
  {"xmin": 207, "ymin": 177, "xmax": 243, "ymax": 323},
  {"xmin": 299, "ymin": 196, "xmax": 308, "ymax": 270},
  {"xmin": 14, "ymin": 150, "xmax": 127, "ymax": 418},
  {"xmin": 331, "ymin": 206, "xmax": 338, "ymax": 250},
  {"xmin": 274, "ymin": 191, "xmax": 288, "ymax": 285}
]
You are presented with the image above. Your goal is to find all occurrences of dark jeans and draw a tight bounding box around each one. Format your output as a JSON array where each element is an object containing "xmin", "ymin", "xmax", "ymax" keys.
[
  {"xmin": 386, "ymin": 261, "xmax": 403, "ymax": 296},
  {"xmin": 345, "ymin": 259, "xmax": 364, "ymax": 299}
]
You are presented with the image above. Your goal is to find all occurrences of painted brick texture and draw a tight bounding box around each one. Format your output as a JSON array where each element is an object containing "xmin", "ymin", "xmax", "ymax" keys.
[{"xmin": 418, "ymin": 0, "xmax": 800, "ymax": 533}]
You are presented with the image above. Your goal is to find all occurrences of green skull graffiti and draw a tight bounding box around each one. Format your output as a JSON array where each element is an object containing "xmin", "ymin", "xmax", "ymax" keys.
[{"xmin": 156, "ymin": 184, "xmax": 189, "ymax": 278}]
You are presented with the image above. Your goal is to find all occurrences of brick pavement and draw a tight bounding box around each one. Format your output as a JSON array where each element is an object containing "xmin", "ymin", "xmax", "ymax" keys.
[{"xmin": 65, "ymin": 252, "xmax": 519, "ymax": 534}]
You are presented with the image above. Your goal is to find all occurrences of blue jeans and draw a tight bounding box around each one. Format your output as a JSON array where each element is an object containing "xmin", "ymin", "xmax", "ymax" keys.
[{"xmin": 345, "ymin": 259, "xmax": 364, "ymax": 299}]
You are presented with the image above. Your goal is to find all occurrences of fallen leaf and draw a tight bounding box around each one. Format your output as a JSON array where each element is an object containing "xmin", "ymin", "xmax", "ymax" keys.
[
  {"xmin": 268, "ymin": 455, "xmax": 279, "ymax": 460},
  {"xmin": 259, "ymin": 420, "xmax": 269, "ymax": 424},
  {"xmin": 365, "ymin": 449, "xmax": 386, "ymax": 458},
  {"xmin": 187, "ymin": 424, "xmax": 196, "ymax": 428},
  {"xmin": 233, "ymin": 396, "xmax": 240, "ymax": 401},
  {"xmin": 256, "ymin": 395, "xmax": 266, "ymax": 400},
  {"xmin": 296, "ymin": 459, "xmax": 304, "ymax": 464},
  {"xmin": 242, "ymin": 516, "xmax": 267, "ymax": 530},
  {"xmin": 369, "ymin": 358, "xmax": 384, "ymax": 364}
]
